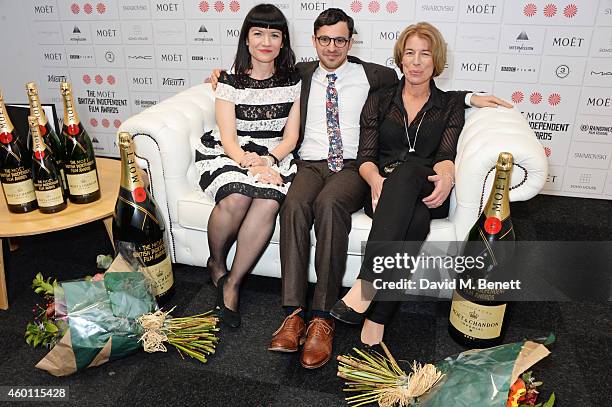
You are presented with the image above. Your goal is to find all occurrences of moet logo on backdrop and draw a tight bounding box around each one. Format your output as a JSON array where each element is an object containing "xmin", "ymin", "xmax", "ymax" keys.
[
  {"xmin": 151, "ymin": 1, "xmax": 185, "ymax": 18},
  {"xmin": 544, "ymin": 28, "xmax": 591, "ymax": 56},
  {"xmin": 460, "ymin": 1, "xmax": 503, "ymax": 23},
  {"xmin": 93, "ymin": 22, "xmax": 122, "ymax": 44}
]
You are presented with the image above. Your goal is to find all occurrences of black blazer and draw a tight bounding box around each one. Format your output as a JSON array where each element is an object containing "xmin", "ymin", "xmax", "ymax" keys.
[{"xmin": 294, "ymin": 56, "xmax": 399, "ymax": 151}]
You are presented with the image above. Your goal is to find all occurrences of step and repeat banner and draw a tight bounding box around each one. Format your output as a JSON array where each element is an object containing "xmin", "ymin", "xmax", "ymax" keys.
[{"xmin": 23, "ymin": 0, "xmax": 612, "ymax": 199}]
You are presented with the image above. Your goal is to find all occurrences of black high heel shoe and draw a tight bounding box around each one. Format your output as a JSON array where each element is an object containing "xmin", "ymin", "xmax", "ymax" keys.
[
  {"xmin": 330, "ymin": 299, "xmax": 366, "ymax": 325},
  {"xmin": 216, "ymin": 275, "xmax": 241, "ymax": 328}
]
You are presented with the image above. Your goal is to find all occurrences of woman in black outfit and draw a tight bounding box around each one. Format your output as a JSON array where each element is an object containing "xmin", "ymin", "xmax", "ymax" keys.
[{"xmin": 330, "ymin": 22, "xmax": 511, "ymax": 345}]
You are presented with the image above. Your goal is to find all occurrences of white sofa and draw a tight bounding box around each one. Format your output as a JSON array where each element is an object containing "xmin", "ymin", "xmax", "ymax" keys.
[{"xmin": 119, "ymin": 84, "xmax": 548, "ymax": 288}]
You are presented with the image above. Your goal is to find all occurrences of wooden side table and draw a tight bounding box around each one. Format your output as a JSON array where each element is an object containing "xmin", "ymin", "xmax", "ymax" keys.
[{"xmin": 0, "ymin": 157, "xmax": 120, "ymax": 310}]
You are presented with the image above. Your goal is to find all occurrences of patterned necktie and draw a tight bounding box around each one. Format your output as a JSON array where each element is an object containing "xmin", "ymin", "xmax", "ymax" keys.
[{"xmin": 325, "ymin": 73, "xmax": 343, "ymax": 172}]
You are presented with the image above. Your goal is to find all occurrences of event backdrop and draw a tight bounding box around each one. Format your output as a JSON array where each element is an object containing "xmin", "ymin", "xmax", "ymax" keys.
[{"xmin": 16, "ymin": 0, "xmax": 612, "ymax": 199}]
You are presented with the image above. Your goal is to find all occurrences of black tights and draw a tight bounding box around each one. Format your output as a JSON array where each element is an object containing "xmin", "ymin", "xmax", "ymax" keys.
[
  {"xmin": 359, "ymin": 162, "xmax": 450, "ymax": 325},
  {"xmin": 207, "ymin": 193, "xmax": 280, "ymax": 311}
]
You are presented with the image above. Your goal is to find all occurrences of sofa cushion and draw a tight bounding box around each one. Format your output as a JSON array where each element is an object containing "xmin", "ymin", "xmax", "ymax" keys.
[{"xmin": 177, "ymin": 192, "xmax": 457, "ymax": 255}]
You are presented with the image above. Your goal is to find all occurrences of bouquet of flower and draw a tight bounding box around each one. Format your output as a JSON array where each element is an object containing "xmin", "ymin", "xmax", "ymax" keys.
[
  {"xmin": 337, "ymin": 338, "xmax": 556, "ymax": 407},
  {"xmin": 26, "ymin": 260, "xmax": 219, "ymax": 377}
]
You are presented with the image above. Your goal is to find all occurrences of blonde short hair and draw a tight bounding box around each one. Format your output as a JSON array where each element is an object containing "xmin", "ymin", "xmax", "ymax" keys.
[{"xmin": 393, "ymin": 22, "xmax": 447, "ymax": 77}]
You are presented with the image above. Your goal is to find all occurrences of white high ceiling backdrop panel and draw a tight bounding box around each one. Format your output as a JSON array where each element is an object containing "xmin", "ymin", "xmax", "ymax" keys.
[{"xmin": 1, "ymin": 0, "xmax": 608, "ymax": 199}]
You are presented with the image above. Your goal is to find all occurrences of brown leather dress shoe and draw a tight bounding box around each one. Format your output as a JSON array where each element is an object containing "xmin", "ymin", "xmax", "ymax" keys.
[
  {"xmin": 300, "ymin": 317, "xmax": 335, "ymax": 369},
  {"xmin": 268, "ymin": 309, "xmax": 306, "ymax": 353}
]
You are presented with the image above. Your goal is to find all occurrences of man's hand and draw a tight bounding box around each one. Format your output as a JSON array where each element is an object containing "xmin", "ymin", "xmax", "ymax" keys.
[
  {"xmin": 471, "ymin": 94, "xmax": 513, "ymax": 108},
  {"xmin": 209, "ymin": 69, "xmax": 222, "ymax": 91},
  {"xmin": 249, "ymin": 166, "xmax": 283, "ymax": 186}
]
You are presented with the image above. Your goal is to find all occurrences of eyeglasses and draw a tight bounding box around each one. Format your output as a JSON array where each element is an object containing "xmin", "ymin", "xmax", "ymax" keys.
[{"xmin": 316, "ymin": 36, "xmax": 350, "ymax": 48}]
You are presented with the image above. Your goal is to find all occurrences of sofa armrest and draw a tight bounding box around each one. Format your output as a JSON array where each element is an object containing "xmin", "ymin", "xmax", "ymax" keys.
[
  {"xmin": 118, "ymin": 84, "xmax": 216, "ymax": 260},
  {"xmin": 450, "ymin": 107, "xmax": 548, "ymax": 240}
]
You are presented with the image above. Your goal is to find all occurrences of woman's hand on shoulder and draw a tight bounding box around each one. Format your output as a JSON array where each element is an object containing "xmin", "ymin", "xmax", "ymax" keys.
[
  {"xmin": 209, "ymin": 69, "xmax": 223, "ymax": 90},
  {"xmin": 422, "ymin": 173, "xmax": 454, "ymax": 209},
  {"xmin": 470, "ymin": 94, "xmax": 513, "ymax": 109},
  {"xmin": 239, "ymin": 152, "xmax": 267, "ymax": 168},
  {"xmin": 249, "ymin": 166, "xmax": 283, "ymax": 186}
]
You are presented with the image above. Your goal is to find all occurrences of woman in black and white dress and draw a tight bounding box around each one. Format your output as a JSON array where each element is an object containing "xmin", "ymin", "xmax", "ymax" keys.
[{"xmin": 195, "ymin": 4, "xmax": 300, "ymax": 327}]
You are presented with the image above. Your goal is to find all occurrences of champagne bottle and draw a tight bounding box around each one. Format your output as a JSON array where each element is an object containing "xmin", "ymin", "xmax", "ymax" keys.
[
  {"xmin": 28, "ymin": 115, "xmax": 67, "ymax": 214},
  {"xmin": 448, "ymin": 152, "xmax": 515, "ymax": 348},
  {"xmin": 112, "ymin": 132, "xmax": 175, "ymax": 305},
  {"xmin": 26, "ymin": 82, "xmax": 68, "ymax": 194},
  {"xmin": 59, "ymin": 82, "xmax": 100, "ymax": 204},
  {"xmin": 0, "ymin": 90, "xmax": 38, "ymax": 213}
]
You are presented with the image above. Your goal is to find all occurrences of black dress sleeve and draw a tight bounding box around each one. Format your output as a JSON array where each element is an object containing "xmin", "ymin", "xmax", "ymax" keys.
[
  {"xmin": 357, "ymin": 91, "xmax": 381, "ymax": 169},
  {"xmin": 433, "ymin": 93, "xmax": 465, "ymax": 164}
]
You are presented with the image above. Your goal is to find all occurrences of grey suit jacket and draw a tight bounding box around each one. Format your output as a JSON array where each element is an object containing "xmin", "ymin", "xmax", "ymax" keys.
[{"xmin": 294, "ymin": 55, "xmax": 399, "ymax": 152}]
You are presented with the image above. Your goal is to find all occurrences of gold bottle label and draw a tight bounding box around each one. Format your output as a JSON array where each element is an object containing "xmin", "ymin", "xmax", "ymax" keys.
[
  {"xmin": 26, "ymin": 83, "xmax": 49, "ymax": 127},
  {"xmin": 60, "ymin": 83, "xmax": 80, "ymax": 135},
  {"xmin": 0, "ymin": 90, "xmax": 15, "ymax": 135},
  {"xmin": 137, "ymin": 238, "xmax": 173, "ymax": 296},
  {"xmin": 449, "ymin": 291, "xmax": 506, "ymax": 340},
  {"xmin": 141, "ymin": 256, "xmax": 173, "ymax": 296},
  {"xmin": 34, "ymin": 184, "xmax": 64, "ymax": 207},
  {"xmin": 2, "ymin": 178, "xmax": 37, "ymax": 205},
  {"xmin": 67, "ymin": 170, "xmax": 99, "ymax": 195},
  {"xmin": 482, "ymin": 153, "xmax": 513, "ymax": 235}
]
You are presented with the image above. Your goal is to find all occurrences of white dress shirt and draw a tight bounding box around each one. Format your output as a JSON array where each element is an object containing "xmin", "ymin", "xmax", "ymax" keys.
[{"xmin": 299, "ymin": 61, "xmax": 370, "ymax": 161}]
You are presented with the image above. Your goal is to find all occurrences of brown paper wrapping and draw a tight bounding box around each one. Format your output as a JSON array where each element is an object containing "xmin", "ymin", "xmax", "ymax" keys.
[
  {"xmin": 511, "ymin": 340, "xmax": 551, "ymax": 384},
  {"xmin": 34, "ymin": 331, "xmax": 77, "ymax": 377}
]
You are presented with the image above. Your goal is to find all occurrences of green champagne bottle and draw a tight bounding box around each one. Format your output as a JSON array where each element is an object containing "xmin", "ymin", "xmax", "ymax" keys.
[
  {"xmin": 112, "ymin": 132, "xmax": 175, "ymax": 305},
  {"xmin": 28, "ymin": 115, "xmax": 67, "ymax": 214},
  {"xmin": 60, "ymin": 82, "xmax": 100, "ymax": 204},
  {"xmin": 448, "ymin": 152, "xmax": 515, "ymax": 348},
  {"xmin": 26, "ymin": 82, "xmax": 68, "ymax": 195},
  {"xmin": 0, "ymin": 90, "xmax": 38, "ymax": 213}
]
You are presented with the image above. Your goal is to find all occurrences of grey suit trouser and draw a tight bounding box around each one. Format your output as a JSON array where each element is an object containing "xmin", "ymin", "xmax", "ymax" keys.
[{"xmin": 280, "ymin": 159, "xmax": 368, "ymax": 311}]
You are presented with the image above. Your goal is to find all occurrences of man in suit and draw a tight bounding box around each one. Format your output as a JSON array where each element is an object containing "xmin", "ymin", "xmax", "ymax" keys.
[{"xmin": 267, "ymin": 8, "xmax": 398, "ymax": 369}]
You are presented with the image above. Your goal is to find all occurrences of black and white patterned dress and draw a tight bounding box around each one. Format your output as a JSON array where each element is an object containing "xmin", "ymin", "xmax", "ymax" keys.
[{"xmin": 195, "ymin": 71, "xmax": 301, "ymax": 203}]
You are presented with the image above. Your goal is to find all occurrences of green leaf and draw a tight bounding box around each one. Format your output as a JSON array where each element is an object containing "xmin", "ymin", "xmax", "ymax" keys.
[
  {"xmin": 542, "ymin": 393, "xmax": 555, "ymax": 407},
  {"xmin": 33, "ymin": 336, "xmax": 41, "ymax": 348}
]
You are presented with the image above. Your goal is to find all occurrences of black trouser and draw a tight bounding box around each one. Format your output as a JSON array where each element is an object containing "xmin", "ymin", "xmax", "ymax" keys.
[
  {"xmin": 359, "ymin": 161, "xmax": 450, "ymax": 325},
  {"xmin": 280, "ymin": 160, "xmax": 368, "ymax": 311}
]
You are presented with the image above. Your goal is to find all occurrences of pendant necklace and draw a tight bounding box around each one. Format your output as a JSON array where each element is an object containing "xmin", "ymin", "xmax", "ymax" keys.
[{"xmin": 403, "ymin": 111, "xmax": 427, "ymax": 153}]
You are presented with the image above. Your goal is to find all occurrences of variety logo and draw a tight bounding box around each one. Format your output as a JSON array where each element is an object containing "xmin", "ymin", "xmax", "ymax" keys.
[
  {"xmin": 161, "ymin": 77, "xmax": 186, "ymax": 86},
  {"xmin": 47, "ymin": 74, "xmax": 68, "ymax": 83}
]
